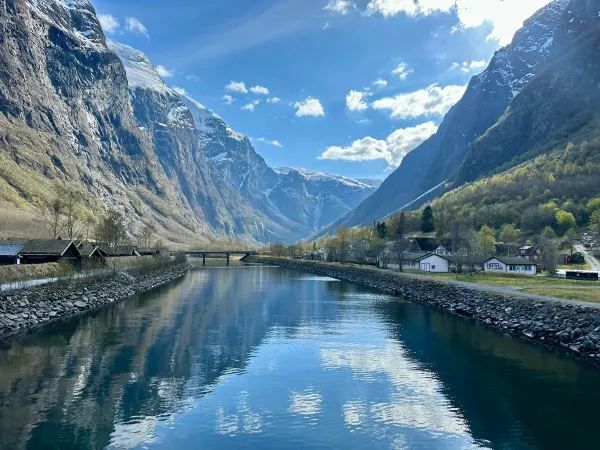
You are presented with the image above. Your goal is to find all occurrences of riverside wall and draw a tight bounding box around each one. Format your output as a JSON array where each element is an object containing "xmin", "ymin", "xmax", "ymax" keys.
[
  {"xmin": 0, "ymin": 263, "xmax": 191, "ymax": 339},
  {"xmin": 249, "ymin": 257, "xmax": 600, "ymax": 365}
]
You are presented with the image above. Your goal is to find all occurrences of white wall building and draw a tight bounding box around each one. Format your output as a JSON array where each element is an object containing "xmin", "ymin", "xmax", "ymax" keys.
[
  {"xmin": 417, "ymin": 254, "xmax": 450, "ymax": 273},
  {"xmin": 484, "ymin": 257, "xmax": 537, "ymax": 276}
]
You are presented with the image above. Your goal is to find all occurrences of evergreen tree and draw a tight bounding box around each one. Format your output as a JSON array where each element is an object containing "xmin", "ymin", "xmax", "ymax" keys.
[{"xmin": 420, "ymin": 205, "xmax": 435, "ymax": 233}]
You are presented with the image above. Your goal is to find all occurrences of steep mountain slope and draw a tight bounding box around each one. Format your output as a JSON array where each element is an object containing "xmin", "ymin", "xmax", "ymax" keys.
[
  {"xmin": 0, "ymin": 0, "xmax": 373, "ymax": 244},
  {"xmin": 329, "ymin": 0, "xmax": 570, "ymax": 229},
  {"xmin": 108, "ymin": 40, "xmax": 290, "ymax": 242},
  {"xmin": 110, "ymin": 41, "xmax": 375, "ymax": 240},
  {"xmin": 455, "ymin": 0, "xmax": 600, "ymax": 184},
  {"xmin": 0, "ymin": 0, "xmax": 213, "ymax": 245},
  {"xmin": 178, "ymin": 91, "xmax": 376, "ymax": 238}
]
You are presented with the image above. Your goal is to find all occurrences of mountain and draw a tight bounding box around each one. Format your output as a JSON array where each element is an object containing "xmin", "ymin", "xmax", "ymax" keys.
[
  {"xmin": 455, "ymin": 0, "xmax": 600, "ymax": 184},
  {"xmin": 0, "ymin": 0, "xmax": 204, "ymax": 245},
  {"xmin": 327, "ymin": 0, "xmax": 572, "ymax": 230},
  {"xmin": 0, "ymin": 0, "xmax": 373, "ymax": 244},
  {"xmin": 110, "ymin": 40, "xmax": 375, "ymax": 240}
]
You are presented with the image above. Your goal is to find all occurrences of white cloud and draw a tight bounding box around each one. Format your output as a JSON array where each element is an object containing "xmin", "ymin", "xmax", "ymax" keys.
[
  {"xmin": 172, "ymin": 86, "xmax": 187, "ymax": 96},
  {"xmin": 294, "ymin": 97, "xmax": 325, "ymax": 117},
  {"xmin": 266, "ymin": 97, "xmax": 281, "ymax": 104},
  {"xmin": 346, "ymin": 90, "xmax": 371, "ymax": 112},
  {"xmin": 373, "ymin": 79, "xmax": 388, "ymax": 88},
  {"xmin": 155, "ymin": 65, "xmax": 174, "ymax": 78},
  {"xmin": 242, "ymin": 100, "xmax": 261, "ymax": 112},
  {"xmin": 371, "ymin": 83, "xmax": 466, "ymax": 119},
  {"xmin": 320, "ymin": 121, "xmax": 437, "ymax": 166},
  {"xmin": 450, "ymin": 59, "xmax": 487, "ymax": 73},
  {"xmin": 365, "ymin": 0, "xmax": 551, "ymax": 45},
  {"xmin": 223, "ymin": 95, "xmax": 235, "ymax": 104},
  {"xmin": 366, "ymin": 0, "xmax": 455, "ymax": 17},
  {"xmin": 225, "ymin": 81, "xmax": 248, "ymax": 94},
  {"xmin": 98, "ymin": 14, "xmax": 120, "ymax": 34},
  {"xmin": 324, "ymin": 0, "xmax": 355, "ymax": 15},
  {"xmin": 250, "ymin": 85, "xmax": 270, "ymax": 95},
  {"xmin": 125, "ymin": 17, "xmax": 149, "ymax": 38},
  {"xmin": 392, "ymin": 62, "xmax": 412, "ymax": 80},
  {"xmin": 256, "ymin": 137, "xmax": 283, "ymax": 147}
]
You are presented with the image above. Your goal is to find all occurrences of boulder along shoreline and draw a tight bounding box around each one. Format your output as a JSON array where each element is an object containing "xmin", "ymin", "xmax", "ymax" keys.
[
  {"xmin": 0, "ymin": 263, "xmax": 191, "ymax": 340},
  {"xmin": 249, "ymin": 256, "xmax": 600, "ymax": 367}
]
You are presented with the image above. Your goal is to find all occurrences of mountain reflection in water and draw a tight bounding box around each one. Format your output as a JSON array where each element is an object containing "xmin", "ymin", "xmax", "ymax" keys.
[{"xmin": 0, "ymin": 265, "xmax": 599, "ymax": 450}]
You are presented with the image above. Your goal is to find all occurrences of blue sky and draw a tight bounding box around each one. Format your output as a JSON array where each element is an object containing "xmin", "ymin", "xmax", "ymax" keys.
[{"xmin": 92, "ymin": 0, "xmax": 551, "ymax": 180}]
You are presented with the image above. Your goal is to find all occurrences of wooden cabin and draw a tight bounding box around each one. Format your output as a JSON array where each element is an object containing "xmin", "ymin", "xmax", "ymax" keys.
[{"xmin": 19, "ymin": 239, "xmax": 80, "ymax": 265}]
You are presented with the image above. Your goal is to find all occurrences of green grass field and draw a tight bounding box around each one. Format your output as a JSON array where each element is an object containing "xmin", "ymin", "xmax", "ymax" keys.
[{"xmin": 424, "ymin": 271, "xmax": 599, "ymax": 303}]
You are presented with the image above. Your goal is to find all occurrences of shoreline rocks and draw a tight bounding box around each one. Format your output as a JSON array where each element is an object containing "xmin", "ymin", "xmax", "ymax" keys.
[
  {"xmin": 250, "ymin": 257, "xmax": 600, "ymax": 367},
  {"xmin": 0, "ymin": 263, "xmax": 191, "ymax": 340}
]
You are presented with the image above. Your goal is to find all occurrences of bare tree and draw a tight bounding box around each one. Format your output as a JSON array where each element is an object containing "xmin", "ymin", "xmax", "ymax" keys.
[
  {"xmin": 540, "ymin": 227, "xmax": 559, "ymax": 276},
  {"xmin": 393, "ymin": 212, "xmax": 408, "ymax": 271},
  {"xmin": 60, "ymin": 185, "xmax": 85, "ymax": 240},
  {"xmin": 40, "ymin": 197, "xmax": 65, "ymax": 239},
  {"xmin": 138, "ymin": 223, "xmax": 156, "ymax": 248}
]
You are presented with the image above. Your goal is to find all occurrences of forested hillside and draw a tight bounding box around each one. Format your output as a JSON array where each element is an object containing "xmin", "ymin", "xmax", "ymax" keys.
[{"xmin": 432, "ymin": 136, "xmax": 600, "ymax": 235}]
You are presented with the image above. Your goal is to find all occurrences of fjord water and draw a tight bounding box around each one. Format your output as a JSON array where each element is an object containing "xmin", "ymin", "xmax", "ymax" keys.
[{"xmin": 1, "ymin": 264, "xmax": 599, "ymax": 450}]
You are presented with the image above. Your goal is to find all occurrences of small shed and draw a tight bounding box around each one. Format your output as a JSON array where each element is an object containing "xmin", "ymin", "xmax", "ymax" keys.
[
  {"xmin": 19, "ymin": 239, "xmax": 80, "ymax": 265},
  {"xmin": 417, "ymin": 253, "xmax": 450, "ymax": 273},
  {"xmin": 484, "ymin": 256, "xmax": 537, "ymax": 276},
  {"xmin": 0, "ymin": 240, "xmax": 25, "ymax": 265},
  {"xmin": 78, "ymin": 243, "xmax": 108, "ymax": 266}
]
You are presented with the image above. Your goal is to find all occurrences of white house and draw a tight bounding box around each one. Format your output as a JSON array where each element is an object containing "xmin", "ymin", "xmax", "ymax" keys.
[
  {"xmin": 483, "ymin": 256, "xmax": 537, "ymax": 276},
  {"xmin": 417, "ymin": 253, "xmax": 450, "ymax": 273}
]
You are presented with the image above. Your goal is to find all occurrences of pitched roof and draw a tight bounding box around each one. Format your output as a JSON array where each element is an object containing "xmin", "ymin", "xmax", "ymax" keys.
[
  {"xmin": 78, "ymin": 243, "xmax": 108, "ymax": 258},
  {"xmin": 486, "ymin": 256, "xmax": 537, "ymax": 266},
  {"xmin": 101, "ymin": 245, "xmax": 139, "ymax": 257},
  {"xmin": 20, "ymin": 239, "xmax": 78, "ymax": 256},
  {"xmin": 0, "ymin": 240, "xmax": 26, "ymax": 256},
  {"xmin": 416, "ymin": 252, "xmax": 450, "ymax": 262}
]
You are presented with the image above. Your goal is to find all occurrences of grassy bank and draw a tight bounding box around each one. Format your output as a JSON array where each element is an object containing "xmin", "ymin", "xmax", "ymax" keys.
[{"xmin": 421, "ymin": 271, "xmax": 599, "ymax": 303}]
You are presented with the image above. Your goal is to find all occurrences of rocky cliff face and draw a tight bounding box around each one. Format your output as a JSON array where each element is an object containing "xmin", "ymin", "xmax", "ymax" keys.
[
  {"xmin": 0, "ymin": 0, "xmax": 215, "ymax": 245},
  {"xmin": 330, "ymin": 0, "xmax": 571, "ymax": 230},
  {"xmin": 110, "ymin": 40, "xmax": 375, "ymax": 241},
  {"xmin": 456, "ymin": 0, "xmax": 600, "ymax": 183},
  {"xmin": 0, "ymin": 0, "xmax": 373, "ymax": 244}
]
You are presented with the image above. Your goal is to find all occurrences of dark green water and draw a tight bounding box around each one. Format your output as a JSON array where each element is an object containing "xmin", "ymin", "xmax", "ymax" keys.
[{"xmin": 1, "ymin": 264, "xmax": 599, "ymax": 450}]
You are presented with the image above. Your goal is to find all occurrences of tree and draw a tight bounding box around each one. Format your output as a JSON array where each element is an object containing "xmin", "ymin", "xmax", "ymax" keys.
[
  {"xmin": 590, "ymin": 210, "xmax": 600, "ymax": 236},
  {"xmin": 476, "ymin": 225, "xmax": 496, "ymax": 256},
  {"xmin": 374, "ymin": 221, "xmax": 387, "ymax": 239},
  {"xmin": 435, "ymin": 207, "xmax": 447, "ymax": 239},
  {"xmin": 138, "ymin": 223, "xmax": 156, "ymax": 248},
  {"xmin": 555, "ymin": 209, "xmax": 576, "ymax": 236},
  {"xmin": 499, "ymin": 224, "xmax": 522, "ymax": 255},
  {"xmin": 393, "ymin": 212, "xmax": 408, "ymax": 271},
  {"xmin": 336, "ymin": 226, "xmax": 351, "ymax": 263},
  {"xmin": 40, "ymin": 197, "xmax": 65, "ymax": 239},
  {"xmin": 499, "ymin": 224, "xmax": 521, "ymax": 244},
  {"xmin": 448, "ymin": 217, "xmax": 470, "ymax": 274},
  {"xmin": 563, "ymin": 228, "xmax": 576, "ymax": 257},
  {"xmin": 540, "ymin": 227, "xmax": 559, "ymax": 276},
  {"xmin": 421, "ymin": 205, "xmax": 435, "ymax": 233},
  {"xmin": 96, "ymin": 210, "xmax": 127, "ymax": 247},
  {"xmin": 61, "ymin": 185, "xmax": 85, "ymax": 240}
]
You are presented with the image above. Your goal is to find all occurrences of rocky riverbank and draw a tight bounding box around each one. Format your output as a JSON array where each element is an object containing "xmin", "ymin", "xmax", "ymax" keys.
[
  {"xmin": 0, "ymin": 263, "xmax": 191, "ymax": 339},
  {"xmin": 249, "ymin": 257, "xmax": 600, "ymax": 365}
]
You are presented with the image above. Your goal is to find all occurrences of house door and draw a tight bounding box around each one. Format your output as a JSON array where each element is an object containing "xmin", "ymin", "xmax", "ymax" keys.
[{"xmin": 421, "ymin": 263, "xmax": 430, "ymax": 272}]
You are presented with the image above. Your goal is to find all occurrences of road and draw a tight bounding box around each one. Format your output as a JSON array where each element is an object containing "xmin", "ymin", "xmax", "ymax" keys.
[{"xmin": 575, "ymin": 244, "xmax": 600, "ymax": 271}]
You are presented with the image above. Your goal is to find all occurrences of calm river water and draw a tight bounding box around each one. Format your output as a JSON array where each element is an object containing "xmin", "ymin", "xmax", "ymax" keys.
[{"xmin": 1, "ymin": 263, "xmax": 599, "ymax": 449}]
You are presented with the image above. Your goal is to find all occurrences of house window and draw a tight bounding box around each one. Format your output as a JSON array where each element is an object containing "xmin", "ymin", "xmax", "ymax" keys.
[{"xmin": 432, "ymin": 265, "xmax": 436, "ymax": 269}]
